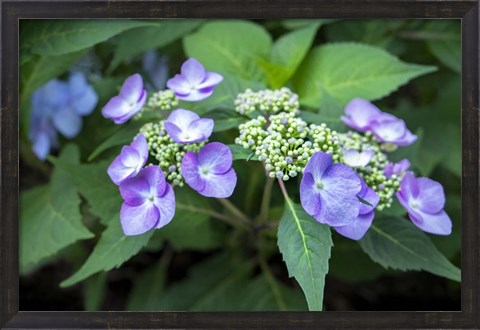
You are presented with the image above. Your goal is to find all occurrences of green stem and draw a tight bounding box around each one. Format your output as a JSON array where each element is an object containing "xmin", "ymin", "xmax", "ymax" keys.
[
  {"xmin": 258, "ymin": 255, "xmax": 287, "ymax": 311},
  {"xmin": 259, "ymin": 177, "xmax": 275, "ymax": 222},
  {"xmin": 176, "ymin": 203, "xmax": 247, "ymax": 228},
  {"xmin": 277, "ymin": 178, "xmax": 289, "ymax": 200},
  {"xmin": 218, "ymin": 198, "xmax": 251, "ymax": 225}
]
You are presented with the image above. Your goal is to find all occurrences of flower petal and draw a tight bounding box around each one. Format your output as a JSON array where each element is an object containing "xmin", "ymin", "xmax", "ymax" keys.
[
  {"xmin": 358, "ymin": 180, "xmax": 380, "ymax": 215},
  {"xmin": 196, "ymin": 72, "xmax": 223, "ymax": 89},
  {"xmin": 182, "ymin": 151, "xmax": 206, "ymax": 192},
  {"xmin": 130, "ymin": 134, "xmax": 149, "ymax": 167},
  {"xmin": 198, "ymin": 142, "xmax": 232, "ymax": 174},
  {"xmin": 154, "ymin": 183, "xmax": 176, "ymax": 229},
  {"xmin": 416, "ymin": 177, "xmax": 446, "ymax": 213},
  {"xmin": 304, "ymin": 152, "xmax": 333, "ymax": 182},
  {"xmin": 394, "ymin": 129, "xmax": 417, "ymax": 147},
  {"xmin": 166, "ymin": 109, "xmax": 200, "ymax": 132},
  {"xmin": 164, "ymin": 122, "xmax": 184, "ymax": 144},
  {"xmin": 334, "ymin": 211, "xmax": 375, "ymax": 240},
  {"xmin": 32, "ymin": 131, "xmax": 52, "ymax": 160},
  {"xmin": 342, "ymin": 149, "xmax": 374, "ymax": 168},
  {"xmin": 370, "ymin": 118, "xmax": 407, "ymax": 143},
  {"xmin": 181, "ymin": 58, "xmax": 206, "ymax": 86},
  {"xmin": 177, "ymin": 89, "xmax": 214, "ymax": 102},
  {"xmin": 101, "ymin": 95, "xmax": 131, "ymax": 120},
  {"xmin": 300, "ymin": 172, "xmax": 322, "ymax": 216},
  {"xmin": 199, "ymin": 168, "xmax": 237, "ymax": 198},
  {"xmin": 341, "ymin": 98, "xmax": 381, "ymax": 131},
  {"xmin": 119, "ymin": 176, "xmax": 149, "ymax": 205},
  {"xmin": 120, "ymin": 202, "xmax": 159, "ymax": 236},
  {"xmin": 408, "ymin": 209, "xmax": 452, "ymax": 235},
  {"xmin": 52, "ymin": 108, "xmax": 82, "ymax": 138},
  {"xmin": 119, "ymin": 73, "xmax": 144, "ymax": 104},
  {"xmin": 167, "ymin": 74, "xmax": 192, "ymax": 95},
  {"xmin": 142, "ymin": 165, "xmax": 167, "ymax": 198},
  {"xmin": 188, "ymin": 118, "xmax": 214, "ymax": 144}
]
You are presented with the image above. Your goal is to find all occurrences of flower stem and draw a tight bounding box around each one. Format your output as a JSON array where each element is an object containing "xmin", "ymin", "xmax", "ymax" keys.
[
  {"xmin": 258, "ymin": 255, "xmax": 287, "ymax": 311},
  {"xmin": 218, "ymin": 198, "xmax": 251, "ymax": 225},
  {"xmin": 176, "ymin": 203, "xmax": 247, "ymax": 228},
  {"xmin": 277, "ymin": 178, "xmax": 289, "ymax": 200},
  {"xmin": 259, "ymin": 177, "xmax": 274, "ymax": 222}
]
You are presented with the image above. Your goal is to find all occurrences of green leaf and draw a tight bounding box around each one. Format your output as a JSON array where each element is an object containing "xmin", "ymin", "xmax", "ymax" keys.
[
  {"xmin": 20, "ymin": 145, "xmax": 93, "ymax": 269},
  {"xmin": 61, "ymin": 217, "xmax": 154, "ymax": 287},
  {"xmin": 293, "ymin": 43, "xmax": 436, "ymax": 108},
  {"xmin": 358, "ymin": 216, "xmax": 461, "ymax": 282},
  {"xmin": 425, "ymin": 21, "xmax": 461, "ymax": 74},
  {"xmin": 259, "ymin": 23, "xmax": 319, "ymax": 88},
  {"xmin": 108, "ymin": 20, "xmax": 203, "ymax": 72},
  {"xmin": 203, "ymin": 109, "xmax": 247, "ymax": 132},
  {"xmin": 20, "ymin": 19, "xmax": 156, "ymax": 57},
  {"xmin": 277, "ymin": 198, "xmax": 332, "ymax": 311},
  {"xmin": 228, "ymin": 144, "xmax": 259, "ymax": 161},
  {"xmin": 83, "ymin": 272, "xmax": 107, "ymax": 311},
  {"xmin": 183, "ymin": 20, "xmax": 272, "ymax": 82},
  {"xmin": 49, "ymin": 158, "xmax": 121, "ymax": 224},
  {"xmin": 155, "ymin": 187, "xmax": 224, "ymax": 251}
]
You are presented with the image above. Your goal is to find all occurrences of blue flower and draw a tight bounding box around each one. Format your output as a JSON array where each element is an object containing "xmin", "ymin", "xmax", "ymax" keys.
[
  {"xmin": 164, "ymin": 108, "xmax": 214, "ymax": 144},
  {"xmin": 29, "ymin": 72, "xmax": 98, "ymax": 160},
  {"xmin": 300, "ymin": 152, "xmax": 362, "ymax": 226}
]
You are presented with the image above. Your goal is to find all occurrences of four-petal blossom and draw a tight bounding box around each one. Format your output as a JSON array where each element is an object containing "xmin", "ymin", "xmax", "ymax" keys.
[
  {"xmin": 164, "ymin": 108, "xmax": 214, "ymax": 144},
  {"xmin": 119, "ymin": 166, "xmax": 175, "ymax": 236},
  {"xmin": 334, "ymin": 176, "xmax": 379, "ymax": 240},
  {"xmin": 102, "ymin": 73, "xmax": 147, "ymax": 124},
  {"xmin": 341, "ymin": 98, "xmax": 417, "ymax": 147},
  {"xmin": 300, "ymin": 152, "xmax": 362, "ymax": 226},
  {"xmin": 384, "ymin": 159, "xmax": 411, "ymax": 178},
  {"xmin": 396, "ymin": 172, "xmax": 452, "ymax": 235},
  {"xmin": 342, "ymin": 148, "xmax": 374, "ymax": 168},
  {"xmin": 182, "ymin": 142, "xmax": 237, "ymax": 198},
  {"xmin": 167, "ymin": 58, "xmax": 223, "ymax": 101},
  {"xmin": 107, "ymin": 134, "xmax": 149, "ymax": 185}
]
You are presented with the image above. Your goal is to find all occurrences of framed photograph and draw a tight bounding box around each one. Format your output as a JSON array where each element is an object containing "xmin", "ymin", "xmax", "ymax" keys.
[{"xmin": 1, "ymin": 1, "xmax": 479, "ymax": 329}]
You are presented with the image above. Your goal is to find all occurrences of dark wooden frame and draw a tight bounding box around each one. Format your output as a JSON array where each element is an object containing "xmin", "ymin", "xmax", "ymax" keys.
[{"xmin": 1, "ymin": 1, "xmax": 479, "ymax": 328}]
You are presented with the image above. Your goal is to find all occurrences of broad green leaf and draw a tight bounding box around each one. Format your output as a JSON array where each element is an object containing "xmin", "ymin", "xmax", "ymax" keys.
[
  {"xmin": 154, "ymin": 187, "xmax": 224, "ymax": 251},
  {"xmin": 20, "ymin": 145, "xmax": 93, "ymax": 269},
  {"xmin": 61, "ymin": 217, "xmax": 154, "ymax": 287},
  {"xmin": 293, "ymin": 43, "xmax": 436, "ymax": 108},
  {"xmin": 49, "ymin": 158, "xmax": 121, "ymax": 223},
  {"xmin": 259, "ymin": 23, "xmax": 319, "ymax": 88},
  {"xmin": 277, "ymin": 198, "xmax": 332, "ymax": 311},
  {"xmin": 359, "ymin": 216, "xmax": 461, "ymax": 282},
  {"xmin": 126, "ymin": 256, "xmax": 168, "ymax": 311},
  {"xmin": 425, "ymin": 21, "xmax": 461, "ymax": 73},
  {"xmin": 183, "ymin": 20, "xmax": 272, "ymax": 82},
  {"xmin": 108, "ymin": 20, "xmax": 203, "ymax": 72},
  {"xmin": 20, "ymin": 19, "xmax": 156, "ymax": 57},
  {"xmin": 83, "ymin": 272, "xmax": 107, "ymax": 311},
  {"xmin": 88, "ymin": 121, "xmax": 144, "ymax": 161},
  {"xmin": 228, "ymin": 144, "xmax": 259, "ymax": 161}
]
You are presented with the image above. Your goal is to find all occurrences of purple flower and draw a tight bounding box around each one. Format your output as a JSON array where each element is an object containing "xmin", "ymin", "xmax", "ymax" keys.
[
  {"xmin": 164, "ymin": 109, "xmax": 213, "ymax": 144},
  {"xmin": 334, "ymin": 175, "xmax": 379, "ymax": 240},
  {"xmin": 341, "ymin": 98, "xmax": 417, "ymax": 147},
  {"xmin": 342, "ymin": 148, "xmax": 374, "ymax": 168},
  {"xmin": 396, "ymin": 172, "xmax": 452, "ymax": 235},
  {"xmin": 119, "ymin": 166, "xmax": 175, "ymax": 236},
  {"xmin": 182, "ymin": 142, "xmax": 237, "ymax": 198},
  {"xmin": 167, "ymin": 58, "xmax": 223, "ymax": 102},
  {"xmin": 107, "ymin": 134, "xmax": 149, "ymax": 185},
  {"xmin": 102, "ymin": 73, "xmax": 147, "ymax": 124},
  {"xmin": 29, "ymin": 72, "xmax": 98, "ymax": 160},
  {"xmin": 300, "ymin": 152, "xmax": 362, "ymax": 226},
  {"xmin": 384, "ymin": 159, "xmax": 411, "ymax": 178}
]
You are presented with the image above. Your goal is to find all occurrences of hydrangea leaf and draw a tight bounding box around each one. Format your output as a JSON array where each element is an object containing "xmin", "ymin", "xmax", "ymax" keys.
[
  {"xmin": 183, "ymin": 20, "xmax": 272, "ymax": 83},
  {"xmin": 425, "ymin": 21, "xmax": 461, "ymax": 73},
  {"xmin": 258, "ymin": 23, "xmax": 319, "ymax": 88},
  {"xmin": 60, "ymin": 216, "xmax": 154, "ymax": 287},
  {"xmin": 277, "ymin": 198, "xmax": 332, "ymax": 311},
  {"xmin": 293, "ymin": 43, "xmax": 436, "ymax": 108},
  {"xmin": 108, "ymin": 20, "xmax": 204, "ymax": 72},
  {"xmin": 20, "ymin": 19, "xmax": 156, "ymax": 57},
  {"xmin": 358, "ymin": 216, "xmax": 461, "ymax": 282},
  {"xmin": 228, "ymin": 144, "xmax": 259, "ymax": 161},
  {"xmin": 20, "ymin": 145, "xmax": 93, "ymax": 270}
]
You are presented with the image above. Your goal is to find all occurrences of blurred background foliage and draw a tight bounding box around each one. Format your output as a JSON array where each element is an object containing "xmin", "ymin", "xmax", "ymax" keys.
[{"xmin": 19, "ymin": 18, "xmax": 461, "ymax": 311}]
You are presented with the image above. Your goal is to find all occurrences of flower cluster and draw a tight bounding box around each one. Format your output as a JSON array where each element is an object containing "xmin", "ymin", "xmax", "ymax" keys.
[
  {"xmin": 146, "ymin": 89, "xmax": 179, "ymax": 111},
  {"xmin": 103, "ymin": 58, "xmax": 234, "ymax": 236},
  {"xmin": 29, "ymin": 72, "xmax": 98, "ymax": 160},
  {"xmin": 234, "ymin": 87, "xmax": 299, "ymax": 115}
]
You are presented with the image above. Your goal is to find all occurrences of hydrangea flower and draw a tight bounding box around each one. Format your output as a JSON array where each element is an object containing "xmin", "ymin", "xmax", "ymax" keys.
[
  {"xmin": 334, "ymin": 176, "xmax": 380, "ymax": 240},
  {"xmin": 396, "ymin": 172, "xmax": 452, "ymax": 235},
  {"xmin": 342, "ymin": 148, "xmax": 374, "ymax": 168},
  {"xmin": 107, "ymin": 134, "xmax": 149, "ymax": 185},
  {"xmin": 119, "ymin": 166, "xmax": 175, "ymax": 236},
  {"xmin": 182, "ymin": 142, "xmax": 237, "ymax": 198},
  {"xmin": 164, "ymin": 108, "xmax": 213, "ymax": 144},
  {"xmin": 300, "ymin": 152, "xmax": 362, "ymax": 226},
  {"xmin": 29, "ymin": 72, "xmax": 98, "ymax": 160},
  {"xmin": 384, "ymin": 159, "xmax": 411, "ymax": 178},
  {"xmin": 102, "ymin": 73, "xmax": 147, "ymax": 124},
  {"xmin": 166, "ymin": 58, "xmax": 223, "ymax": 101},
  {"xmin": 341, "ymin": 98, "xmax": 417, "ymax": 147}
]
